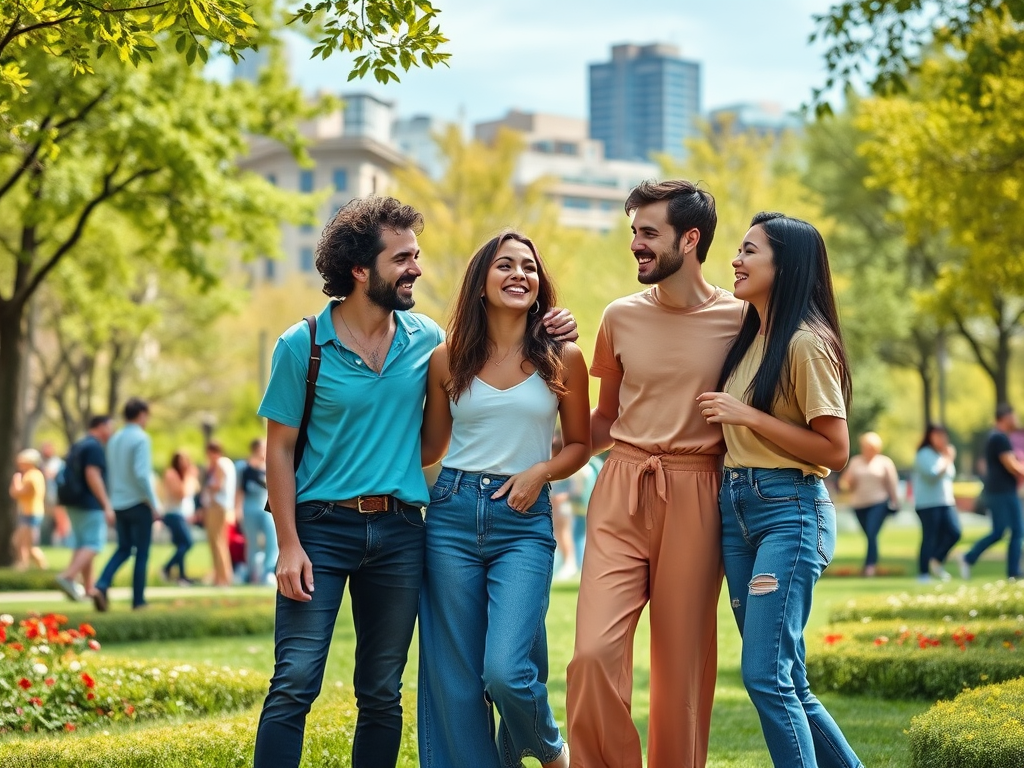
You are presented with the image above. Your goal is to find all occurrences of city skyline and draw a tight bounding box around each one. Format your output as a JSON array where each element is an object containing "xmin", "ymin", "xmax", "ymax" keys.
[{"xmin": 281, "ymin": 0, "xmax": 839, "ymax": 125}]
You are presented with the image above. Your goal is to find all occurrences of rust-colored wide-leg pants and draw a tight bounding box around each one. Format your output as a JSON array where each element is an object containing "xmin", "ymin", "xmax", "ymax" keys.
[{"xmin": 566, "ymin": 444, "xmax": 723, "ymax": 768}]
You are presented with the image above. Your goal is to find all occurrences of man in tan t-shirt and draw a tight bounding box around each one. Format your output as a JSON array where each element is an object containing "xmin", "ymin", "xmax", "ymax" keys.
[{"xmin": 566, "ymin": 180, "xmax": 744, "ymax": 768}]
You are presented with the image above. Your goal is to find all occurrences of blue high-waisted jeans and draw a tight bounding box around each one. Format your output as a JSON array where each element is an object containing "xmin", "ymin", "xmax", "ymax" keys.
[
  {"xmin": 720, "ymin": 468, "xmax": 863, "ymax": 768},
  {"xmin": 253, "ymin": 499, "xmax": 425, "ymax": 768},
  {"xmin": 418, "ymin": 468, "xmax": 564, "ymax": 768}
]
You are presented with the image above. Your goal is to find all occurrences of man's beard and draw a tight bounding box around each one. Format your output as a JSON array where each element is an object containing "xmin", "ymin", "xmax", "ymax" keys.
[
  {"xmin": 367, "ymin": 267, "xmax": 416, "ymax": 311},
  {"xmin": 637, "ymin": 246, "xmax": 684, "ymax": 285}
]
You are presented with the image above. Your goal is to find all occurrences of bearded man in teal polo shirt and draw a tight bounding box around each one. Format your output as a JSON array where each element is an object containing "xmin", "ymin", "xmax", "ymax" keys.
[{"xmin": 253, "ymin": 196, "xmax": 576, "ymax": 768}]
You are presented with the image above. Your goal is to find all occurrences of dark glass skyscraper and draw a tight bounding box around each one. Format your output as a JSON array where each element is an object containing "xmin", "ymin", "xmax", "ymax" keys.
[{"xmin": 589, "ymin": 43, "xmax": 700, "ymax": 162}]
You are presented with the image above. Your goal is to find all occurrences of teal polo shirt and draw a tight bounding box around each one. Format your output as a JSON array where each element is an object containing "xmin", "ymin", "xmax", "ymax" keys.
[{"xmin": 258, "ymin": 300, "xmax": 444, "ymax": 507}]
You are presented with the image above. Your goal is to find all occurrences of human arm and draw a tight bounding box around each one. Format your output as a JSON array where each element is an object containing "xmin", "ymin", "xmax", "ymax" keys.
[
  {"xmin": 135, "ymin": 436, "xmax": 161, "ymax": 514},
  {"xmin": 492, "ymin": 344, "xmax": 592, "ymax": 511},
  {"xmin": 916, "ymin": 446, "xmax": 956, "ymax": 478},
  {"xmin": 591, "ymin": 372, "xmax": 622, "ymax": 455},
  {"xmin": 421, "ymin": 344, "xmax": 454, "ymax": 468},
  {"xmin": 543, "ymin": 308, "xmax": 579, "ymax": 342},
  {"xmin": 266, "ymin": 419, "xmax": 314, "ymax": 602},
  {"xmin": 696, "ymin": 391, "xmax": 850, "ymax": 471},
  {"xmin": 885, "ymin": 456, "xmax": 901, "ymax": 508},
  {"xmin": 9, "ymin": 472, "xmax": 24, "ymax": 500},
  {"xmin": 837, "ymin": 457, "xmax": 860, "ymax": 493},
  {"xmin": 86, "ymin": 466, "xmax": 115, "ymax": 524},
  {"xmin": 998, "ymin": 450, "xmax": 1024, "ymax": 481}
]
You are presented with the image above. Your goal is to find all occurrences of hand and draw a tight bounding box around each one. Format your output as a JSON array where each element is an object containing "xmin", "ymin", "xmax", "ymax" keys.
[
  {"xmin": 696, "ymin": 391, "xmax": 757, "ymax": 427},
  {"xmin": 103, "ymin": 506, "xmax": 115, "ymax": 526},
  {"xmin": 492, "ymin": 466, "xmax": 548, "ymax": 512},
  {"xmin": 276, "ymin": 542, "xmax": 314, "ymax": 602},
  {"xmin": 945, "ymin": 445, "xmax": 957, "ymax": 461},
  {"xmin": 544, "ymin": 307, "xmax": 578, "ymax": 342}
]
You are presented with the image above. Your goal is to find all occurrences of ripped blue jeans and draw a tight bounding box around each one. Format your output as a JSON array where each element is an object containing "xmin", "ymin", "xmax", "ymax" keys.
[{"xmin": 720, "ymin": 468, "xmax": 862, "ymax": 768}]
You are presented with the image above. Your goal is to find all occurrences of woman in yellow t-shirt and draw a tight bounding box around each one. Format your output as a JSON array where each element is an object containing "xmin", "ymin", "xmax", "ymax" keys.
[
  {"xmin": 697, "ymin": 212, "xmax": 861, "ymax": 768},
  {"xmin": 9, "ymin": 448, "xmax": 49, "ymax": 570}
]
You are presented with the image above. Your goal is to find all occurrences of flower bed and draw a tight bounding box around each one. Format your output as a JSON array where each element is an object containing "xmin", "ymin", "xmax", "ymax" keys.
[
  {"xmin": 908, "ymin": 677, "xmax": 1024, "ymax": 768},
  {"xmin": 828, "ymin": 582, "xmax": 1024, "ymax": 623},
  {"xmin": 10, "ymin": 597, "xmax": 276, "ymax": 644},
  {"xmin": 807, "ymin": 617, "xmax": 1024, "ymax": 699},
  {"xmin": 1, "ymin": 613, "xmax": 265, "ymax": 735}
]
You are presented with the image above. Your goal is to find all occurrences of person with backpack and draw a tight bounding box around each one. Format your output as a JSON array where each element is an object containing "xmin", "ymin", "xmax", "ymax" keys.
[{"xmin": 54, "ymin": 415, "xmax": 115, "ymax": 600}]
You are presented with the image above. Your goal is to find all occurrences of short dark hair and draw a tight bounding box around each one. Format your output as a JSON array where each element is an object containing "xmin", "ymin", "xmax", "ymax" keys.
[
  {"xmin": 249, "ymin": 438, "xmax": 264, "ymax": 454},
  {"xmin": 996, "ymin": 402, "xmax": 1015, "ymax": 421},
  {"xmin": 624, "ymin": 179, "xmax": 717, "ymax": 263},
  {"xmin": 88, "ymin": 414, "xmax": 111, "ymax": 430},
  {"xmin": 206, "ymin": 440, "xmax": 224, "ymax": 455},
  {"xmin": 315, "ymin": 196, "xmax": 424, "ymax": 298},
  {"xmin": 123, "ymin": 398, "xmax": 149, "ymax": 421}
]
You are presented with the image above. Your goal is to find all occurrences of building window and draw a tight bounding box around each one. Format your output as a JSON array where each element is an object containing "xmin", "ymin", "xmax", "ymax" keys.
[
  {"xmin": 562, "ymin": 197, "xmax": 592, "ymax": 210},
  {"xmin": 333, "ymin": 168, "xmax": 348, "ymax": 191},
  {"xmin": 266, "ymin": 173, "xmax": 277, "ymax": 186},
  {"xmin": 299, "ymin": 170, "xmax": 315, "ymax": 193},
  {"xmin": 300, "ymin": 247, "xmax": 315, "ymax": 273},
  {"xmin": 300, "ymin": 224, "xmax": 315, "ymax": 234},
  {"xmin": 265, "ymin": 258, "xmax": 276, "ymax": 280}
]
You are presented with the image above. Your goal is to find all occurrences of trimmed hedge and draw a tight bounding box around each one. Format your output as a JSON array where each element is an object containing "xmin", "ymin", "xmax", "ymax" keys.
[
  {"xmin": 829, "ymin": 583, "xmax": 1024, "ymax": 623},
  {"xmin": 908, "ymin": 677, "xmax": 1024, "ymax": 768},
  {"xmin": 11, "ymin": 597, "xmax": 276, "ymax": 644},
  {"xmin": 808, "ymin": 619, "xmax": 1024, "ymax": 700},
  {"xmin": 0, "ymin": 567, "xmax": 212, "ymax": 592},
  {"xmin": 0, "ymin": 692, "xmax": 419, "ymax": 767}
]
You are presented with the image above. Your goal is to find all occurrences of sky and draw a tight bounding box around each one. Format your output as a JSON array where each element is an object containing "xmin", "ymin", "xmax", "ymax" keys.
[{"xmin": 282, "ymin": 0, "xmax": 843, "ymax": 126}]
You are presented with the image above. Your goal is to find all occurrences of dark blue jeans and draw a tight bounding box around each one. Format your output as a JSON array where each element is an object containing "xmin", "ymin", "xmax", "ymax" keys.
[
  {"xmin": 964, "ymin": 491, "xmax": 1023, "ymax": 578},
  {"xmin": 162, "ymin": 512, "xmax": 193, "ymax": 579},
  {"xmin": 95, "ymin": 502, "xmax": 153, "ymax": 608},
  {"xmin": 915, "ymin": 505, "xmax": 961, "ymax": 575},
  {"xmin": 253, "ymin": 500, "xmax": 425, "ymax": 768},
  {"xmin": 853, "ymin": 501, "xmax": 889, "ymax": 568}
]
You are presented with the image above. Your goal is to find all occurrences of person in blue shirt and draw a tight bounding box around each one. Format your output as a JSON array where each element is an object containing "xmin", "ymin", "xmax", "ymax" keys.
[
  {"xmin": 252, "ymin": 196, "xmax": 577, "ymax": 768},
  {"xmin": 959, "ymin": 403, "xmax": 1024, "ymax": 579}
]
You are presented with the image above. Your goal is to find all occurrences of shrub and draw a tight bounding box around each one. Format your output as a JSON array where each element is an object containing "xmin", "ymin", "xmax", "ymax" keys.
[
  {"xmin": 0, "ymin": 692, "xmax": 419, "ymax": 767},
  {"xmin": 908, "ymin": 677, "xmax": 1024, "ymax": 768},
  {"xmin": 828, "ymin": 582, "xmax": 1024, "ymax": 623},
  {"xmin": 0, "ymin": 614, "xmax": 265, "ymax": 734},
  {"xmin": 807, "ymin": 618, "xmax": 1024, "ymax": 700},
  {"xmin": 11, "ymin": 597, "xmax": 276, "ymax": 644}
]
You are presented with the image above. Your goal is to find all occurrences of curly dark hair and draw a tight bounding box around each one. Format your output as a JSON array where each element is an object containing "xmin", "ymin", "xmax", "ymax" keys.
[{"xmin": 315, "ymin": 196, "xmax": 425, "ymax": 298}]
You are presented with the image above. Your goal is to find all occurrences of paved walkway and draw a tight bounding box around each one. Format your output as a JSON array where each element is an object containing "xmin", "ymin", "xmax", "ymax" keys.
[{"xmin": 0, "ymin": 584, "xmax": 266, "ymax": 607}]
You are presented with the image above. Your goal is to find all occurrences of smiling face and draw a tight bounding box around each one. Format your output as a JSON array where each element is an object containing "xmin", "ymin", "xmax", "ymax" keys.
[
  {"xmin": 732, "ymin": 224, "xmax": 776, "ymax": 306},
  {"xmin": 365, "ymin": 227, "xmax": 422, "ymax": 311},
  {"xmin": 629, "ymin": 200, "xmax": 687, "ymax": 285},
  {"xmin": 482, "ymin": 239, "xmax": 540, "ymax": 311}
]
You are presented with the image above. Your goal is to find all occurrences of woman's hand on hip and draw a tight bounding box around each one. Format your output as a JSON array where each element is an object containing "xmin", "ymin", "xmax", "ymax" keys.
[{"xmin": 491, "ymin": 466, "xmax": 549, "ymax": 512}]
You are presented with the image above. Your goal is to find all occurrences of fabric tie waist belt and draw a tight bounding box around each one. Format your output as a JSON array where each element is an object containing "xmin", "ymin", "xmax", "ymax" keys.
[{"xmin": 610, "ymin": 443, "xmax": 723, "ymax": 530}]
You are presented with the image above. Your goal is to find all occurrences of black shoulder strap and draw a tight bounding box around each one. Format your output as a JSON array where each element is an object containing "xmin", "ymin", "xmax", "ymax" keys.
[{"xmin": 292, "ymin": 315, "xmax": 321, "ymax": 471}]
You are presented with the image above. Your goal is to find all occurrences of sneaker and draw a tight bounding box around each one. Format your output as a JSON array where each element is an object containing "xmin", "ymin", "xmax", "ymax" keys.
[
  {"xmin": 555, "ymin": 562, "xmax": 578, "ymax": 581},
  {"xmin": 916, "ymin": 574, "xmax": 932, "ymax": 584},
  {"xmin": 160, "ymin": 568, "xmax": 172, "ymax": 583},
  {"xmin": 55, "ymin": 575, "xmax": 84, "ymax": 602},
  {"xmin": 957, "ymin": 554, "xmax": 971, "ymax": 580},
  {"xmin": 929, "ymin": 559, "xmax": 952, "ymax": 582},
  {"xmin": 91, "ymin": 587, "xmax": 108, "ymax": 613}
]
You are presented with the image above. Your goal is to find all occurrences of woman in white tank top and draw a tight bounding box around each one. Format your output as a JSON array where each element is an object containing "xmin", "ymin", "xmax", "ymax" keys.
[{"xmin": 418, "ymin": 231, "xmax": 591, "ymax": 768}]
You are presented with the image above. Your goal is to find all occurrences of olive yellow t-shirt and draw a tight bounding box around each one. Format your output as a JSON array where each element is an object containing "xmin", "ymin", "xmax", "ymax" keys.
[
  {"xmin": 16, "ymin": 467, "xmax": 46, "ymax": 517},
  {"xmin": 592, "ymin": 286, "xmax": 745, "ymax": 455},
  {"xmin": 722, "ymin": 326, "xmax": 846, "ymax": 477}
]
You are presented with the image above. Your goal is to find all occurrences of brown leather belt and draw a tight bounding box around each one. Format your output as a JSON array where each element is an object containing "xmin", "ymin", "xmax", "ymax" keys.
[{"xmin": 335, "ymin": 495, "xmax": 422, "ymax": 515}]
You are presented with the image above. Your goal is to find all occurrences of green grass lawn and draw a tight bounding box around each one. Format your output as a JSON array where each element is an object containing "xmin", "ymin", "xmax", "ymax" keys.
[{"xmin": 6, "ymin": 511, "xmax": 1018, "ymax": 767}]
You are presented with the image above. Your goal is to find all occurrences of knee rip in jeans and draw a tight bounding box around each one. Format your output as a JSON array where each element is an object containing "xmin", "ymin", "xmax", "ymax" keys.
[{"xmin": 748, "ymin": 573, "xmax": 778, "ymax": 595}]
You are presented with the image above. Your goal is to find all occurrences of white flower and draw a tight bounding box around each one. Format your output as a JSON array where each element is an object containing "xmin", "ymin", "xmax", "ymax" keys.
[
  {"xmin": 0, "ymin": 614, "xmax": 13, "ymax": 626},
  {"xmin": 37, "ymin": 644, "xmax": 50, "ymax": 655},
  {"xmin": 69, "ymin": 661, "xmax": 81, "ymax": 672},
  {"xmin": 32, "ymin": 663, "xmax": 48, "ymax": 676}
]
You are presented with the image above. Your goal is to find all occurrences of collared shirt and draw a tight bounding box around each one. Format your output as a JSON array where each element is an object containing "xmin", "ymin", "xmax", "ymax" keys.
[
  {"xmin": 258, "ymin": 300, "xmax": 444, "ymax": 507},
  {"xmin": 106, "ymin": 423, "xmax": 160, "ymax": 511}
]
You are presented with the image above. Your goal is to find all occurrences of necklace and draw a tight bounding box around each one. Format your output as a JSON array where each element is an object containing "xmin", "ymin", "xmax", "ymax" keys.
[
  {"xmin": 341, "ymin": 311, "xmax": 391, "ymax": 372},
  {"xmin": 490, "ymin": 342, "xmax": 523, "ymax": 366}
]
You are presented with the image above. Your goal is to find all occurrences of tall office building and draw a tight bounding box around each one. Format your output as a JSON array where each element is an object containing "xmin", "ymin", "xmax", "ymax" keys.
[{"xmin": 589, "ymin": 43, "xmax": 700, "ymax": 162}]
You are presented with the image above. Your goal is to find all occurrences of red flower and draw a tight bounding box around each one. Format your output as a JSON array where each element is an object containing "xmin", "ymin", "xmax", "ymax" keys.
[
  {"xmin": 0, "ymin": 626, "xmax": 5, "ymax": 642},
  {"xmin": 81, "ymin": 673, "xmax": 96, "ymax": 689},
  {"xmin": 17, "ymin": 678, "xmax": 31, "ymax": 690},
  {"xmin": 9, "ymin": 642, "xmax": 23, "ymax": 651},
  {"xmin": 64, "ymin": 723, "xmax": 76, "ymax": 732},
  {"xmin": 79, "ymin": 623, "xmax": 96, "ymax": 637},
  {"xmin": 86, "ymin": 692, "xmax": 95, "ymax": 701},
  {"xmin": 823, "ymin": 634, "xmax": 843, "ymax": 645},
  {"xmin": 87, "ymin": 639, "xmax": 101, "ymax": 651},
  {"xmin": 45, "ymin": 678, "xmax": 55, "ymax": 687},
  {"xmin": 125, "ymin": 704, "xmax": 135, "ymax": 716},
  {"xmin": 29, "ymin": 697, "xmax": 42, "ymax": 706}
]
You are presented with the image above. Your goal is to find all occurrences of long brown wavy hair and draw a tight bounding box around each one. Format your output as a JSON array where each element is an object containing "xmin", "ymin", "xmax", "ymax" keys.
[{"xmin": 445, "ymin": 231, "xmax": 566, "ymax": 402}]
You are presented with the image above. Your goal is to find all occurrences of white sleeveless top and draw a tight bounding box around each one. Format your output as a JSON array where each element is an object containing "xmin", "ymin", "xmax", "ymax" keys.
[{"xmin": 443, "ymin": 372, "xmax": 558, "ymax": 475}]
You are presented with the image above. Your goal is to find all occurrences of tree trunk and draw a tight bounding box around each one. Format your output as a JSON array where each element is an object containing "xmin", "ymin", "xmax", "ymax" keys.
[
  {"xmin": 994, "ymin": 326, "xmax": 1011, "ymax": 406},
  {"xmin": 0, "ymin": 301, "xmax": 28, "ymax": 567}
]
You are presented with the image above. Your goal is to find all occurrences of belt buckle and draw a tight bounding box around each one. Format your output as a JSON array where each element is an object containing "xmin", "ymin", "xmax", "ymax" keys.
[{"xmin": 357, "ymin": 495, "xmax": 387, "ymax": 514}]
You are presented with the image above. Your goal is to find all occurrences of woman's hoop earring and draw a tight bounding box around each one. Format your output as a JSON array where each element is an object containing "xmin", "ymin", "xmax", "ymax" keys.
[{"xmin": 530, "ymin": 300, "xmax": 540, "ymax": 315}]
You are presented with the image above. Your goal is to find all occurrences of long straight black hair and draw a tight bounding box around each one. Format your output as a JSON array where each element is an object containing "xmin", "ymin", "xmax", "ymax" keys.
[{"xmin": 718, "ymin": 212, "xmax": 852, "ymax": 414}]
